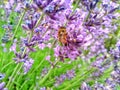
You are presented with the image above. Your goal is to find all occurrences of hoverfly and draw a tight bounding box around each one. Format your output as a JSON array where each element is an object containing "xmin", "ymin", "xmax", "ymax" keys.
[{"xmin": 58, "ymin": 27, "xmax": 68, "ymax": 46}]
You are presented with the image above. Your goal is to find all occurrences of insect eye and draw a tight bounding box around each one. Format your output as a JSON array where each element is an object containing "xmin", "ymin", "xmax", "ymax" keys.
[{"xmin": 62, "ymin": 30, "xmax": 65, "ymax": 32}]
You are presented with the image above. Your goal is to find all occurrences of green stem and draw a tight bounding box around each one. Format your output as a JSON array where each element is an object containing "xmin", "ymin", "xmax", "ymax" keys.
[
  {"xmin": 6, "ymin": 24, "xmax": 30, "ymax": 88},
  {"xmin": 11, "ymin": 10, "xmax": 26, "ymax": 42},
  {"xmin": 29, "ymin": 85, "xmax": 34, "ymax": 90},
  {"xmin": 6, "ymin": 6, "xmax": 27, "ymax": 89},
  {"xmin": 31, "ymin": 53, "xmax": 47, "ymax": 74},
  {"xmin": 6, "ymin": 0, "xmax": 34, "ymax": 89},
  {"xmin": 38, "ymin": 40, "xmax": 57, "ymax": 85},
  {"xmin": 7, "ymin": 30, "xmax": 33, "ymax": 89},
  {"xmin": 84, "ymin": 11, "xmax": 91, "ymax": 22},
  {"xmin": 6, "ymin": 12, "xmax": 44, "ymax": 89},
  {"xmin": 1, "ymin": 61, "xmax": 14, "ymax": 71},
  {"xmin": 39, "ymin": 68, "xmax": 53, "ymax": 86},
  {"xmin": 35, "ymin": 13, "xmax": 44, "ymax": 28},
  {"xmin": 39, "ymin": 59, "xmax": 59, "ymax": 85},
  {"xmin": 29, "ymin": 40, "xmax": 57, "ymax": 88},
  {"xmin": 9, "ymin": 64, "xmax": 23, "ymax": 89},
  {"xmin": 73, "ymin": 0, "xmax": 81, "ymax": 13},
  {"xmin": 6, "ymin": 63, "xmax": 21, "ymax": 88},
  {"xmin": 11, "ymin": 0, "xmax": 33, "ymax": 42},
  {"xmin": 20, "ymin": 80, "xmax": 27, "ymax": 89},
  {"xmin": 62, "ymin": 68, "xmax": 95, "ymax": 90}
]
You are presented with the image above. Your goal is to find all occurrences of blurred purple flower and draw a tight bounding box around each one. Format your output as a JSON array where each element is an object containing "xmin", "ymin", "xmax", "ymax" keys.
[
  {"xmin": 93, "ymin": 82, "xmax": 105, "ymax": 90},
  {"xmin": 23, "ymin": 58, "xmax": 34, "ymax": 74},
  {"xmin": 10, "ymin": 42, "xmax": 16, "ymax": 52},
  {"xmin": 46, "ymin": 55, "xmax": 51, "ymax": 61},
  {"xmin": 40, "ymin": 87, "xmax": 46, "ymax": 90},
  {"xmin": 55, "ymin": 74, "xmax": 66, "ymax": 87},
  {"xmin": 81, "ymin": 82, "xmax": 92, "ymax": 90},
  {"xmin": 38, "ymin": 43, "xmax": 46, "ymax": 50},
  {"xmin": 66, "ymin": 69, "xmax": 75, "ymax": 79},
  {"xmin": 0, "ymin": 82, "xmax": 6, "ymax": 90},
  {"xmin": 0, "ymin": 73, "xmax": 5, "ymax": 80},
  {"xmin": 41, "ymin": 68, "xmax": 48, "ymax": 77}
]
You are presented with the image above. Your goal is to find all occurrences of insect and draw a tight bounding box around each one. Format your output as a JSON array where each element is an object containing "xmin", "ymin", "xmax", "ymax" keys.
[{"xmin": 58, "ymin": 27, "xmax": 68, "ymax": 46}]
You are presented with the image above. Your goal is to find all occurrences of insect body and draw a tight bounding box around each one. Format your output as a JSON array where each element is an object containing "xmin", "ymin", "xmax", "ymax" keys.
[{"xmin": 58, "ymin": 27, "xmax": 68, "ymax": 46}]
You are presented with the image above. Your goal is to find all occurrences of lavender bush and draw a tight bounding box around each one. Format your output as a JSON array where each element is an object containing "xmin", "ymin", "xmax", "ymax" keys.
[{"xmin": 0, "ymin": 0, "xmax": 120, "ymax": 90}]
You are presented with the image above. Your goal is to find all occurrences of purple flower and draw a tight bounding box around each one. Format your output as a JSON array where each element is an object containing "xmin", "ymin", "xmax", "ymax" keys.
[
  {"xmin": 105, "ymin": 78, "xmax": 116, "ymax": 88},
  {"xmin": 66, "ymin": 69, "xmax": 75, "ymax": 79},
  {"xmin": 10, "ymin": 40, "xmax": 17, "ymax": 52},
  {"xmin": 93, "ymin": 82, "xmax": 105, "ymax": 90},
  {"xmin": 40, "ymin": 87, "xmax": 46, "ymax": 90},
  {"xmin": 46, "ymin": 55, "xmax": 51, "ymax": 61},
  {"xmin": 38, "ymin": 43, "xmax": 46, "ymax": 50},
  {"xmin": 54, "ymin": 74, "xmax": 66, "ymax": 87},
  {"xmin": 41, "ymin": 68, "xmax": 48, "ymax": 77},
  {"xmin": 34, "ymin": 0, "xmax": 51, "ymax": 10},
  {"xmin": 14, "ymin": 52, "xmax": 28, "ymax": 63},
  {"xmin": 2, "ymin": 1, "xmax": 120, "ymax": 89},
  {"xmin": 25, "ymin": 19, "xmax": 37, "ymax": 30},
  {"xmin": 81, "ymin": 82, "xmax": 92, "ymax": 90},
  {"xmin": 23, "ymin": 58, "xmax": 34, "ymax": 74},
  {"xmin": 3, "ymin": 88, "xmax": 8, "ymax": 90},
  {"xmin": 0, "ymin": 82, "xmax": 6, "ymax": 90},
  {"xmin": 0, "ymin": 73, "xmax": 5, "ymax": 80},
  {"xmin": 54, "ymin": 46, "xmax": 61, "ymax": 57},
  {"xmin": 15, "ymin": 3, "xmax": 22, "ymax": 13}
]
